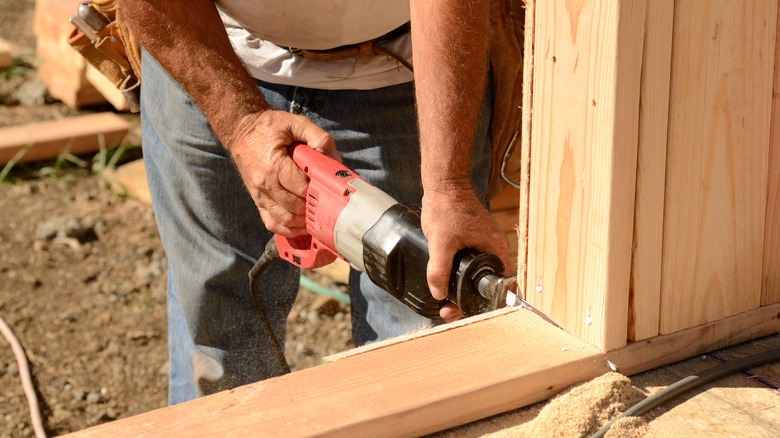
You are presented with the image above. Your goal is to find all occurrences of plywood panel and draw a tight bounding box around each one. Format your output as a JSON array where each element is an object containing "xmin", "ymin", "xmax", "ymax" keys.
[
  {"xmin": 660, "ymin": 0, "xmax": 777, "ymax": 334},
  {"xmin": 525, "ymin": 0, "xmax": 645, "ymax": 350},
  {"xmin": 628, "ymin": 0, "xmax": 675, "ymax": 342},
  {"xmin": 517, "ymin": 0, "xmax": 536, "ymax": 296},
  {"xmin": 763, "ymin": 2, "xmax": 780, "ymax": 306},
  {"xmin": 66, "ymin": 308, "xmax": 607, "ymax": 438}
]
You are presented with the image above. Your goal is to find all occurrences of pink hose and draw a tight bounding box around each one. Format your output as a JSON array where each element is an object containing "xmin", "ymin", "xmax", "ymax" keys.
[{"xmin": 0, "ymin": 315, "xmax": 47, "ymax": 438}]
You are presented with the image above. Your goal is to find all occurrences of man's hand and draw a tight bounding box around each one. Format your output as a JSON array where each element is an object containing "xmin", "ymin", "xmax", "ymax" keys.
[
  {"xmin": 119, "ymin": 0, "xmax": 340, "ymax": 236},
  {"xmin": 422, "ymin": 186, "xmax": 510, "ymax": 323},
  {"xmin": 227, "ymin": 110, "xmax": 338, "ymax": 237}
]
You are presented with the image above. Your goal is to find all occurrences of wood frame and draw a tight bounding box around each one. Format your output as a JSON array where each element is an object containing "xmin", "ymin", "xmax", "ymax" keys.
[{"xmin": 523, "ymin": 0, "xmax": 780, "ymax": 349}]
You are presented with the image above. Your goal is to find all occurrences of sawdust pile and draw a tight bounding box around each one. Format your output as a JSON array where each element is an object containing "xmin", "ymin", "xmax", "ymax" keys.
[{"xmin": 485, "ymin": 372, "xmax": 649, "ymax": 438}]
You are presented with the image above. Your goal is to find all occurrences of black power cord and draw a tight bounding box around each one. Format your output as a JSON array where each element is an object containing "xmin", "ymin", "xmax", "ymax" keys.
[
  {"xmin": 592, "ymin": 348, "xmax": 780, "ymax": 438},
  {"xmin": 248, "ymin": 239, "xmax": 292, "ymax": 375}
]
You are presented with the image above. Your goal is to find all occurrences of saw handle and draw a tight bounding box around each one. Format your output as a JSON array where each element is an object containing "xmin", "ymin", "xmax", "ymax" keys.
[
  {"xmin": 273, "ymin": 143, "xmax": 355, "ymax": 269},
  {"xmin": 274, "ymin": 234, "xmax": 339, "ymax": 269}
]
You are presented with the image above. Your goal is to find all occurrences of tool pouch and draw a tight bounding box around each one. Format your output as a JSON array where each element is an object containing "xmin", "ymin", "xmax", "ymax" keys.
[
  {"xmin": 66, "ymin": 0, "xmax": 142, "ymax": 112},
  {"xmin": 486, "ymin": 0, "xmax": 526, "ymax": 200}
]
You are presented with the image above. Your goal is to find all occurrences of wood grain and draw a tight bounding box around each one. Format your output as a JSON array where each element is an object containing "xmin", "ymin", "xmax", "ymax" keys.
[
  {"xmin": 660, "ymin": 0, "xmax": 777, "ymax": 334},
  {"xmin": 609, "ymin": 302, "xmax": 780, "ymax": 376},
  {"xmin": 628, "ymin": 0, "xmax": 674, "ymax": 342},
  {"xmin": 66, "ymin": 308, "xmax": 607, "ymax": 438},
  {"xmin": 525, "ymin": 0, "xmax": 645, "ymax": 350},
  {"xmin": 0, "ymin": 113, "xmax": 131, "ymax": 165},
  {"xmin": 763, "ymin": 1, "xmax": 780, "ymax": 306}
]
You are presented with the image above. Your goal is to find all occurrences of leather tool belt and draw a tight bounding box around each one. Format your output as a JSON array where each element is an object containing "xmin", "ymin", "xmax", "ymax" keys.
[
  {"xmin": 288, "ymin": 23, "xmax": 413, "ymax": 72},
  {"xmin": 67, "ymin": 0, "xmax": 142, "ymax": 112}
]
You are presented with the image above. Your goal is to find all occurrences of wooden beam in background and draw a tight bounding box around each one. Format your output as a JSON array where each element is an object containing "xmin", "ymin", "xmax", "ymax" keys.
[
  {"xmin": 628, "ymin": 0, "xmax": 675, "ymax": 342},
  {"xmin": 65, "ymin": 308, "xmax": 607, "ymax": 438},
  {"xmin": 0, "ymin": 113, "xmax": 131, "ymax": 165},
  {"xmin": 660, "ymin": 0, "xmax": 777, "ymax": 334},
  {"xmin": 525, "ymin": 0, "xmax": 646, "ymax": 350}
]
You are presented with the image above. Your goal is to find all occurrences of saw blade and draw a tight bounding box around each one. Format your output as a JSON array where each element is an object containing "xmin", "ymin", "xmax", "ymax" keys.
[{"xmin": 506, "ymin": 291, "xmax": 565, "ymax": 331}]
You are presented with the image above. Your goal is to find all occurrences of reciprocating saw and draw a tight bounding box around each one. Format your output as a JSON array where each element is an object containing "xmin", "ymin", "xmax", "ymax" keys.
[{"xmin": 273, "ymin": 143, "xmax": 512, "ymax": 320}]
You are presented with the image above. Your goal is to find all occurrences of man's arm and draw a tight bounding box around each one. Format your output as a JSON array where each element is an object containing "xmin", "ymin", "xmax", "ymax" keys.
[
  {"xmin": 118, "ymin": 0, "xmax": 337, "ymax": 237},
  {"xmin": 410, "ymin": 0, "xmax": 510, "ymax": 321}
]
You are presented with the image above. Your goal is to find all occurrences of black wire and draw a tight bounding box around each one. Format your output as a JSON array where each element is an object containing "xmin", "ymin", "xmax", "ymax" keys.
[
  {"xmin": 591, "ymin": 348, "xmax": 780, "ymax": 438},
  {"xmin": 248, "ymin": 239, "xmax": 292, "ymax": 375}
]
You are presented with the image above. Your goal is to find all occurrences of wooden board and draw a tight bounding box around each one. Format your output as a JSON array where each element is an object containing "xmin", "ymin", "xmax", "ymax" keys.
[
  {"xmin": 517, "ymin": 0, "xmax": 535, "ymax": 297},
  {"xmin": 763, "ymin": 2, "xmax": 780, "ymax": 306},
  {"xmin": 659, "ymin": 0, "xmax": 777, "ymax": 334},
  {"xmin": 105, "ymin": 158, "xmax": 151, "ymax": 204},
  {"xmin": 628, "ymin": 0, "xmax": 674, "ymax": 342},
  {"xmin": 608, "ymin": 301, "xmax": 780, "ymax": 376},
  {"xmin": 34, "ymin": 0, "xmax": 107, "ymax": 107},
  {"xmin": 0, "ymin": 113, "xmax": 131, "ymax": 165},
  {"xmin": 0, "ymin": 38, "xmax": 11, "ymax": 69},
  {"xmin": 525, "ymin": 0, "xmax": 645, "ymax": 350},
  {"xmin": 65, "ymin": 308, "xmax": 608, "ymax": 438}
]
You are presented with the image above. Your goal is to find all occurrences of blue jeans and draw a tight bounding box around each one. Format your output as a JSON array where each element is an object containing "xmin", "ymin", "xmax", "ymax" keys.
[{"xmin": 140, "ymin": 51, "xmax": 492, "ymax": 404}]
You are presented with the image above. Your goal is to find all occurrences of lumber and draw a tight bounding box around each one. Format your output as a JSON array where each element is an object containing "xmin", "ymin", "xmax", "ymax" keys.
[
  {"xmin": 763, "ymin": 3, "xmax": 780, "ymax": 307},
  {"xmin": 608, "ymin": 301, "xmax": 780, "ymax": 376},
  {"xmin": 0, "ymin": 38, "xmax": 11, "ymax": 69},
  {"xmin": 34, "ymin": 0, "xmax": 107, "ymax": 107},
  {"xmin": 628, "ymin": 0, "xmax": 674, "ymax": 342},
  {"xmin": 104, "ymin": 158, "xmax": 151, "ymax": 204},
  {"xmin": 660, "ymin": 0, "xmax": 776, "ymax": 334},
  {"xmin": 516, "ymin": 0, "xmax": 534, "ymax": 296},
  {"xmin": 65, "ymin": 308, "xmax": 608, "ymax": 437},
  {"xmin": 524, "ymin": 0, "xmax": 645, "ymax": 350},
  {"xmin": 0, "ymin": 113, "xmax": 131, "ymax": 165}
]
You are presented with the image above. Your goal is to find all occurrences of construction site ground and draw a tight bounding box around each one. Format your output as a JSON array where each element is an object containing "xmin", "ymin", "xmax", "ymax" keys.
[{"xmin": 1, "ymin": 1, "xmax": 779, "ymax": 436}]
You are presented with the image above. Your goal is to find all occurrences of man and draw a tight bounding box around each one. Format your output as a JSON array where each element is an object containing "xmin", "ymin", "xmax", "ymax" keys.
[{"xmin": 118, "ymin": 0, "xmax": 509, "ymax": 404}]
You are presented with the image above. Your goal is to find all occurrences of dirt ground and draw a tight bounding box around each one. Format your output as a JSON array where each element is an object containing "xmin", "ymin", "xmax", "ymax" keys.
[{"xmin": 2, "ymin": 2, "xmax": 780, "ymax": 438}]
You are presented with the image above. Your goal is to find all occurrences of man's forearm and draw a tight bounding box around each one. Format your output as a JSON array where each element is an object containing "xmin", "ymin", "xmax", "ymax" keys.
[
  {"xmin": 410, "ymin": 0, "xmax": 491, "ymax": 194},
  {"xmin": 118, "ymin": 0, "xmax": 268, "ymax": 148}
]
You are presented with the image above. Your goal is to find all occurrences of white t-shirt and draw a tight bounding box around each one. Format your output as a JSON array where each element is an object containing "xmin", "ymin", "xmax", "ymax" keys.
[{"xmin": 216, "ymin": 1, "xmax": 414, "ymax": 90}]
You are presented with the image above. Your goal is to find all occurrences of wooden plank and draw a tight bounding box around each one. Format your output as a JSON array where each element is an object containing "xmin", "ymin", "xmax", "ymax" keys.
[
  {"xmin": 65, "ymin": 308, "xmax": 608, "ymax": 438},
  {"xmin": 763, "ymin": 2, "xmax": 780, "ymax": 306},
  {"xmin": 628, "ymin": 0, "xmax": 674, "ymax": 342},
  {"xmin": 517, "ymin": 0, "xmax": 535, "ymax": 296},
  {"xmin": 0, "ymin": 113, "xmax": 131, "ymax": 165},
  {"xmin": 608, "ymin": 301, "xmax": 780, "ymax": 376},
  {"xmin": 660, "ymin": 0, "xmax": 777, "ymax": 334},
  {"xmin": 34, "ymin": 0, "xmax": 107, "ymax": 107},
  {"xmin": 105, "ymin": 158, "xmax": 151, "ymax": 204},
  {"xmin": 525, "ymin": 0, "xmax": 645, "ymax": 350},
  {"xmin": 0, "ymin": 38, "xmax": 12, "ymax": 69}
]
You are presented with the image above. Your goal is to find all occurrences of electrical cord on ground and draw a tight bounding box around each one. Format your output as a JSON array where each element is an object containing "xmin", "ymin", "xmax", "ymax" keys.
[
  {"xmin": 591, "ymin": 348, "xmax": 780, "ymax": 438},
  {"xmin": 0, "ymin": 314, "xmax": 47, "ymax": 438},
  {"xmin": 248, "ymin": 239, "xmax": 291, "ymax": 375}
]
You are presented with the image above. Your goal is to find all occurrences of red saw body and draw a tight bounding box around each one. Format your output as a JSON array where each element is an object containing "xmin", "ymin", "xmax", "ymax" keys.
[{"xmin": 274, "ymin": 143, "xmax": 505, "ymax": 320}]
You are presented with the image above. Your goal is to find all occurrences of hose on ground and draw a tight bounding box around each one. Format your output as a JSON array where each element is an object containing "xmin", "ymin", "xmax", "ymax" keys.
[
  {"xmin": 248, "ymin": 239, "xmax": 291, "ymax": 375},
  {"xmin": 0, "ymin": 314, "xmax": 47, "ymax": 438},
  {"xmin": 591, "ymin": 348, "xmax": 780, "ymax": 438}
]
